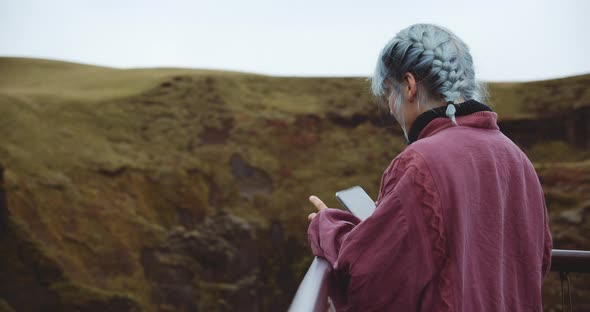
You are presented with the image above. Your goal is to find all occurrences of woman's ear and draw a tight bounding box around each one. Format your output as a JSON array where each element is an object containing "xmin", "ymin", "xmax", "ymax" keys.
[{"xmin": 403, "ymin": 72, "xmax": 417, "ymax": 102}]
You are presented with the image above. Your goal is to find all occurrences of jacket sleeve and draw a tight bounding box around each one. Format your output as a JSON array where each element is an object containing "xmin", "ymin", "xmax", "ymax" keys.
[{"xmin": 307, "ymin": 152, "xmax": 440, "ymax": 310}]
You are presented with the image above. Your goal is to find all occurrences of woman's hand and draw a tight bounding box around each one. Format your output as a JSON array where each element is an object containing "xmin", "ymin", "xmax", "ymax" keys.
[{"xmin": 307, "ymin": 195, "xmax": 328, "ymax": 221}]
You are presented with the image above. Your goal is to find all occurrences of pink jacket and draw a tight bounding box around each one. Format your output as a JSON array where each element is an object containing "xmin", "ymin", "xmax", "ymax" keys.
[{"xmin": 308, "ymin": 109, "xmax": 552, "ymax": 311}]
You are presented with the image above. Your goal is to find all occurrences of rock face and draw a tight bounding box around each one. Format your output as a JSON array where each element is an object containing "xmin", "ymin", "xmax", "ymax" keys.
[
  {"xmin": 141, "ymin": 212, "xmax": 259, "ymax": 311},
  {"xmin": 0, "ymin": 58, "xmax": 589, "ymax": 311}
]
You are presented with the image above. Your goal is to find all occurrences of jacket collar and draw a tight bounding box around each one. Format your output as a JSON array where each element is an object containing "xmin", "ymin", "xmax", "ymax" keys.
[{"xmin": 407, "ymin": 100, "xmax": 497, "ymax": 145}]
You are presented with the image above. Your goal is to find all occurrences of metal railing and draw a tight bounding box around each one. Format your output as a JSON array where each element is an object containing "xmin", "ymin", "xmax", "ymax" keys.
[
  {"xmin": 289, "ymin": 249, "xmax": 590, "ymax": 312},
  {"xmin": 550, "ymin": 249, "xmax": 590, "ymax": 273},
  {"xmin": 288, "ymin": 257, "xmax": 331, "ymax": 312}
]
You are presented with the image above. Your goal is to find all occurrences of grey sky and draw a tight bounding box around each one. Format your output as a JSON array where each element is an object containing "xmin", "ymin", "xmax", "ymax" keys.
[{"xmin": 1, "ymin": 0, "xmax": 589, "ymax": 81}]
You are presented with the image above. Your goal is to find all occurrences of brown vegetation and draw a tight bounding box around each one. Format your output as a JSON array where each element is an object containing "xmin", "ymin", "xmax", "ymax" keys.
[{"xmin": 0, "ymin": 57, "xmax": 588, "ymax": 311}]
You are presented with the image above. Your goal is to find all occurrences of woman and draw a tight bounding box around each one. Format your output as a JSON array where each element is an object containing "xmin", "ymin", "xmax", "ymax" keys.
[{"xmin": 307, "ymin": 24, "xmax": 552, "ymax": 311}]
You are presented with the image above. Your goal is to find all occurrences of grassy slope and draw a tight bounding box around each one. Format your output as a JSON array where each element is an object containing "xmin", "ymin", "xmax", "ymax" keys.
[
  {"xmin": 0, "ymin": 57, "xmax": 589, "ymax": 311},
  {"xmin": 0, "ymin": 57, "xmax": 395, "ymax": 310},
  {"xmin": 488, "ymin": 74, "xmax": 590, "ymax": 118}
]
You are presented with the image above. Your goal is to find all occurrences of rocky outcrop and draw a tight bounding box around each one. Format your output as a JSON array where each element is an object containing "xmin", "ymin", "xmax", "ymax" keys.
[
  {"xmin": 139, "ymin": 211, "xmax": 311, "ymax": 312},
  {"xmin": 141, "ymin": 212, "xmax": 259, "ymax": 312}
]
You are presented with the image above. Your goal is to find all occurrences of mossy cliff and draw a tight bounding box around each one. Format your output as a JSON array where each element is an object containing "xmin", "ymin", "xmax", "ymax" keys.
[
  {"xmin": 0, "ymin": 165, "xmax": 141, "ymax": 311},
  {"xmin": 0, "ymin": 57, "xmax": 589, "ymax": 311}
]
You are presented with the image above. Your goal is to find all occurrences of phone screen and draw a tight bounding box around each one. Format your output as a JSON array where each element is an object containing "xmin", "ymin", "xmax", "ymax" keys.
[{"xmin": 335, "ymin": 186, "xmax": 376, "ymax": 221}]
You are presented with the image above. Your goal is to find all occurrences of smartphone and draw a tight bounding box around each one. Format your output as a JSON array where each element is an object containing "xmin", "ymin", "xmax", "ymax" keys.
[{"xmin": 335, "ymin": 186, "xmax": 376, "ymax": 221}]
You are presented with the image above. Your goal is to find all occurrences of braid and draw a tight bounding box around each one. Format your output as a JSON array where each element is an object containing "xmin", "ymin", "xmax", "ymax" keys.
[
  {"xmin": 414, "ymin": 26, "xmax": 466, "ymax": 103},
  {"xmin": 371, "ymin": 24, "xmax": 486, "ymax": 104},
  {"xmin": 370, "ymin": 24, "xmax": 487, "ymax": 139}
]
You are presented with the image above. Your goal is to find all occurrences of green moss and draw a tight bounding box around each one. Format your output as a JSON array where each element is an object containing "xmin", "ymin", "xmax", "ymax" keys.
[
  {"xmin": 487, "ymin": 73, "xmax": 590, "ymax": 117},
  {"xmin": 0, "ymin": 217, "xmax": 142, "ymax": 311},
  {"xmin": 50, "ymin": 281, "xmax": 141, "ymax": 312}
]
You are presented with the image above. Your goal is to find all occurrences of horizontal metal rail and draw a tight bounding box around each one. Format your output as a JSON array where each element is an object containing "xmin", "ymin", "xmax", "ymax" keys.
[
  {"xmin": 550, "ymin": 249, "xmax": 590, "ymax": 273},
  {"xmin": 288, "ymin": 257, "xmax": 331, "ymax": 312},
  {"xmin": 290, "ymin": 249, "xmax": 590, "ymax": 312}
]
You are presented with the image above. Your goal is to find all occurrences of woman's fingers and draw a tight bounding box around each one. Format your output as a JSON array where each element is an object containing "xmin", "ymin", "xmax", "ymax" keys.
[
  {"xmin": 309, "ymin": 195, "xmax": 328, "ymax": 211},
  {"xmin": 307, "ymin": 195, "xmax": 327, "ymax": 222},
  {"xmin": 308, "ymin": 212, "xmax": 317, "ymax": 221}
]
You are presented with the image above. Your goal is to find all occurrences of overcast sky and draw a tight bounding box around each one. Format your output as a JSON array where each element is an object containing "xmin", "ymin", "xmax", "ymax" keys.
[{"xmin": 1, "ymin": 0, "xmax": 589, "ymax": 82}]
